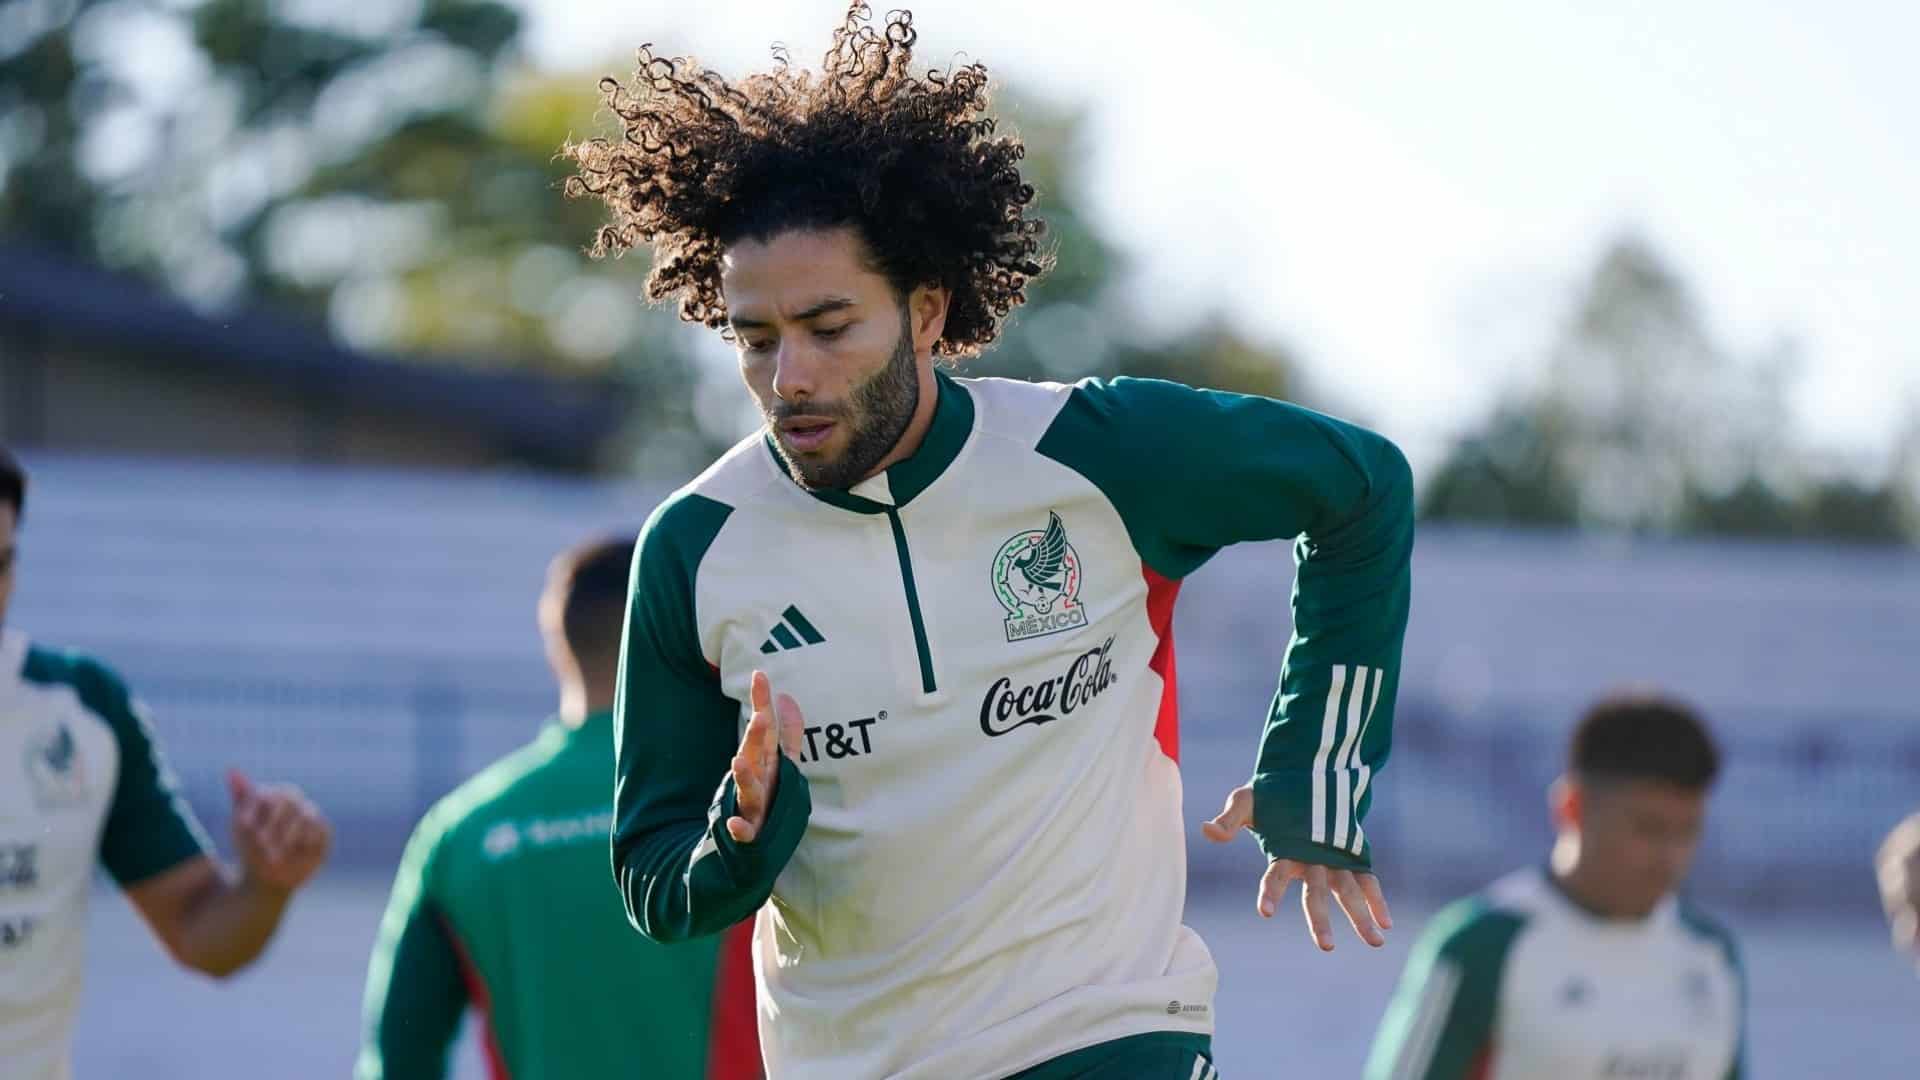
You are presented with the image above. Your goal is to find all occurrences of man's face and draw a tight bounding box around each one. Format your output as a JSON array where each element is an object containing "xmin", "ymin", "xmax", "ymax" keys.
[
  {"xmin": 1569, "ymin": 778, "xmax": 1708, "ymax": 918},
  {"xmin": 0, "ymin": 504, "xmax": 15, "ymax": 629},
  {"xmin": 1879, "ymin": 824, "xmax": 1920, "ymax": 963},
  {"xmin": 721, "ymin": 226, "xmax": 926, "ymax": 491}
]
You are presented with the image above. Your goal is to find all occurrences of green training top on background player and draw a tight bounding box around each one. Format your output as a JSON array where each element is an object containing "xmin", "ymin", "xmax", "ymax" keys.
[
  {"xmin": 565, "ymin": 5, "xmax": 1415, "ymax": 1077},
  {"xmin": 356, "ymin": 537, "xmax": 760, "ymax": 1080},
  {"xmin": 1365, "ymin": 691, "xmax": 1745, "ymax": 1080},
  {"xmin": 0, "ymin": 447, "xmax": 333, "ymax": 1080}
]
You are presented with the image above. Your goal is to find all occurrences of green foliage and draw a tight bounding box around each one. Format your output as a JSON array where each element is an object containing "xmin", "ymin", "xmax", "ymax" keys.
[
  {"xmin": 1423, "ymin": 236, "xmax": 1917, "ymax": 544},
  {"xmin": 0, "ymin": 8, "xmax": 1301, "ymax": 474}
]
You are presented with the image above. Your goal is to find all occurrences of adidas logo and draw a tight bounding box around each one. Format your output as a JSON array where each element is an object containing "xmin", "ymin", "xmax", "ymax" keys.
[{"xmin": 759, "ymin": 606, "xmax": 826, "ymax": 654}]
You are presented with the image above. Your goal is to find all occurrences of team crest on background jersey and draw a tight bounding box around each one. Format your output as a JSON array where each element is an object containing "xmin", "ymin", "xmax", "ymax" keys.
[
  {"xmin": 483, "ymin": 821, "xmax": 522, "ymax": 860},
  {"xmin": 23, "ymin": 718, "xmax": 90, "ymax": 809},
  {"xmin": 991, "ymin": 511, "xmax": 1088, "ymax": 642}
]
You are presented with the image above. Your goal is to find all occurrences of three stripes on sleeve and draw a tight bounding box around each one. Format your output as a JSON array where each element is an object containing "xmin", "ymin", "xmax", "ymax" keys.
[{"xmin": 1311, "ymin": 663, "xmax": 1387, "ymax": 858}]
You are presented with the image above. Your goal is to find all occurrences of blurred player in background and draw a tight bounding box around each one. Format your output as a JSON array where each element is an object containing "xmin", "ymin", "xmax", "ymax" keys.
[
  {"xmin": 1365, "ymin": 691, "xmax": 1744, "ymax": 1080},
  {"xmin": 355, "ymin": 536, "xmax": 760, "ymax": 1080},
  {"xmin": 0, "ymin": 446, "xmax": 332, "ymax": 1080},
  {"xmin": 1878, "ymin": 811, "xmax": 1920, "ymax": 968},
  {"xmin": 567, "ymin": 4, "xmax": 1414, "ymax": 1076}
]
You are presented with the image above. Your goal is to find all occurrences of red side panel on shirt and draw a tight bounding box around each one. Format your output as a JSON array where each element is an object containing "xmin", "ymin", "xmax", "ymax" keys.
[
  {"xmin": 706, "ymin": 918, "xmax": 763, "ymax": 1079},
  {"xmin": 442, "ymin": 914, "xmax": 511, "ymax": 1080},
  {"xmin": 1142, "ymin": 564, "xmax": 1182, "ymax": 763}
]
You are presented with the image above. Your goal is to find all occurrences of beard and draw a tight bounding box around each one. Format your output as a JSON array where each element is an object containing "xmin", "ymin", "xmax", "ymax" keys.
[{"xmin": 766, "ymin": 307, "xmax": 921, "ymax": 491}]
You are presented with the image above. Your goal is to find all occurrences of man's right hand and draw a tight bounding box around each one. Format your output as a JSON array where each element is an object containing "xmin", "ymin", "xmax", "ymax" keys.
[{"xmin": 726, "ymin": 670, "xmax": 804, "ymax": 844}]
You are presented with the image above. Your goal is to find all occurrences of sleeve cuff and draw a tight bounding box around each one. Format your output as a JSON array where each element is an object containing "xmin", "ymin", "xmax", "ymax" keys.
[
  {"xmin": 1248, "ymin": 775, "xmax": 1373, "ymax": 871},
  {"xmin": 1251, "ymin": 833, "xmax": 1373, "ymax": 872},
  {"xmin": 713, "ymin": 754, "xmax": 812, "ymax": 878}
]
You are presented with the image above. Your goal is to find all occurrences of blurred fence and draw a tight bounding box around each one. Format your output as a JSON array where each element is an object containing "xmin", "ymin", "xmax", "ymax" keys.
[
  {"xmin": 1358, "ymin": 695, "xmax": 1920, "ymax": 913},
  {"xmin": 10, "ymin": 452, "xmax": 1916, "ymax": 913},
  {"xmin": 122, "ymin": 666, "xmax": 1920, "ymax": 918},
  {"xmin": 132, "ymin": 662, "xmax": 551, "ymax": 868}
]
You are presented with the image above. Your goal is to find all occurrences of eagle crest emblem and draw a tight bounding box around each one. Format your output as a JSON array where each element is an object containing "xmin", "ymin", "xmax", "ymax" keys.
[{"xmin": 990, "ymin": 511, "xmax": 1089, "ymax": 642}]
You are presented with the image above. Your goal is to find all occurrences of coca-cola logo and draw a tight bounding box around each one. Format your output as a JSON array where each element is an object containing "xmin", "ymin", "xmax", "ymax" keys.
[{"xmin": 979, "ymin": 636, "xmax": 1118, "ymax": 737}]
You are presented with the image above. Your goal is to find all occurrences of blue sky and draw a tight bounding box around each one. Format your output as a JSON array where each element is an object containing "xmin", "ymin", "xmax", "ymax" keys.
[{"xmin": 519, "ymin": 0, "xmax": 1919, "ymax": 471}]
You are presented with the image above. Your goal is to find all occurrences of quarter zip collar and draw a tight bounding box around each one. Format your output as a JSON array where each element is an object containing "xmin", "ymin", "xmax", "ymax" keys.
[
  {"xmin": 1540, "ymin": 863, "xmax": 1677, "ymax": 929},
  {"xmin": 764, "ymin": 370, "xmax": 975, "ymax": 515}
]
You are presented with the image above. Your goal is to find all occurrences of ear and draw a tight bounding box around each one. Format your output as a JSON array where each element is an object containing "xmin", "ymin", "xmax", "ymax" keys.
[
  {"xmin": 907, "ymin": 284, "xmax": 951, "ymax": 358},
  {"xmin": 1549, "ymin": 774, "xmax": 1582, "ymax": 832}
]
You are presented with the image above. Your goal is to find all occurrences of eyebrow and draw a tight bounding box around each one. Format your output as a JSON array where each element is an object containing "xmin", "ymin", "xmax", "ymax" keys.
[{"xmin": 729, "ymin": 296, "xmax": 857, "ymax": 331}]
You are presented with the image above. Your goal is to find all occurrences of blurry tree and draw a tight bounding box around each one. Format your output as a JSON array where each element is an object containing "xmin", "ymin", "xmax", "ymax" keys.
[
  {"xmin": 0, "ymin": 0, "xmax": 716, "ymax": 472},
  {"xmin": 1424, "ymin": 235, "xmax": 1915, "ymax": 544},
  {"xmin": 1, "ymin": 0, "xmax": 520, "ymax": 306},
  {"xmin": 0, "ymin": 5, "xmax": 1302, "ymax": 473}
]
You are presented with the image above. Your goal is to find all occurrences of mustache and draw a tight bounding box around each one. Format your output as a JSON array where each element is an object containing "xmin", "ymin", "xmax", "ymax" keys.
[{"xmin": 766, "ymin": 401, "xmax": 853, "ymax": 423}]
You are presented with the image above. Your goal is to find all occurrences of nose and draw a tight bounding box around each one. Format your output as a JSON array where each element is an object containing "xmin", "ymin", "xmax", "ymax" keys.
[{"xmin": 771, "ymin": 339, "xmax": 821, "ymax": 404}]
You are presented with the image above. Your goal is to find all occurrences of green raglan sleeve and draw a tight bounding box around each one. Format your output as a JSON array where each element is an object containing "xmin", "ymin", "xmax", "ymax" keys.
[
  {"xmin": 354, "ymin": 814, "xmax": 467, "ymax": 1080},
  {"xmin": 1719, "ymin": 932, "xmax": 1746, "ymax": 1080},
  {"xmin": 1680, "ymin": 902, "xmax": 1747, "ymax": 1080},
  {"xmin": 1726, "ymin": 979, "xmax": 1747, "ymax": 1080},
  {"xmin": 1363, "ymin": 898, "xmax": 1523, "ymax": 1080},
  {"xmin": 613, "ymin": 492, "xmax": 812, "ymax": 943},
  {"xmin": 1035, "ymin": 377, "xmax": 1414, "ymax": 870},
  {"xmin": 64, "ymin": 658, "xmax": 214, "ymax": 887}
]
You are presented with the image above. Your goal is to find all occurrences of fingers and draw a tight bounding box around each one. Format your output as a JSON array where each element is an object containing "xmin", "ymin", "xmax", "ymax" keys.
[
  {"xmin": 775, "ymin": 693, "xmax": 804, "ymax": 760},
  {"xmin": 730, "ymin": 747, "xmax": 765, "ymax": 824},
  {"xmin": 1261, "ymin": 861, "xmax": 1394, "ymax": 951},
  {"xmin": 1200, "ymin": 785, "xmax": 1253, "ymax": 844},
  {"xmin": 749, "ymin": 670, "xmax": 772, "ymax": 716},
  {"xmin": 269, "ymin": 791, "xmax": 326, "ymax": 860},
  {"xmin": 228, "ymin": 780, "xmax": 330, "ymax": 890},
  {"xmin": 234, "ymin": 782, "xmax": 278, "ymax": 842},
  {"xmin": 1299, "ymin": 863, "xmax": 1336, "ymax": 952},
  {"xmin": 730, "ymin": 673, "xmax": 797, "ymax": 845},
  {"xmin": 290, "ymin": 805, "xmax": 332, "ymax": 865},
  {"xmin": 253, "ymin": 791, "xmax": 286, "ymax": 857},
  {"xmin": 233, "ymin": 789, "xmax": 263, "ymax": 836},
  {"xmin": 744, "ymin": 672, "xmax": 777, "ymax": 770},
  {"xmin": 1358, "ymin": 872, "xmax": 1393, "ymax": 932},
  {"xmin": 725, "ymin": 815, "xmax": 759, "ymax": 844},
  {"xmin": 733, "ymin": 682, "xmax": 773, "ymax": 795},
  {"xmin": 1331, "ymin": 870, "xmax": 1386, "ymax": 948},
  {"xmin": 263, "ymin": 797, "xmax": 300, "ymax": 860},
  {"xmin": 226, "ymin": 768, "xmax": 254, "ymax": 809},
  {"xmin": 308, "ymin": 812, "xmax": 334, "ymax": 858},
  {"xmin": 1258, "ymin": 858, "xmax": 1299, "ymax": 920}
]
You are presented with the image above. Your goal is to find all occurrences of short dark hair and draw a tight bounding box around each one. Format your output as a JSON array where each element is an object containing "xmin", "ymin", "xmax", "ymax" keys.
[
  {"xmin": 563, "ymin": 3, "xmax": 1049, "ymax": 359},
  {"xmin": 0, "ymin": 446, "xmax": 24, "ymax": 518},
  {"xmin": 1571, "ymin": 689, "xmax": 1721, "ymax": 790},
  {"xmin": 547, "ymin": 535, "xmax": 638, "ymax": 666}
]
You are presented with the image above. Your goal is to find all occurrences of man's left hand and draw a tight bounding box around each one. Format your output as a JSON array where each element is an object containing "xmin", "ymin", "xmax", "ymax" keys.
[{"xmin": 1202, "ymin": 783, "xmax": 1392, "ymax": 952}]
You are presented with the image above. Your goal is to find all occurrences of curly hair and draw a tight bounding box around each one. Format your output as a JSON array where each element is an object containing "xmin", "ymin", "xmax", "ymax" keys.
[{"xmin": 562, "ymin": 3, "xmax": 1049, "ymax": 359}]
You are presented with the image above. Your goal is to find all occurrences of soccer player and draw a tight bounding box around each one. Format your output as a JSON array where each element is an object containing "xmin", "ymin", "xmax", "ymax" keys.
[
  {"xmin": 1878, "ymin": 810, "xmax": 1920, "ymax": 967},
  {"xmin": 565, "ymin": 6, "xmax": 1415, "ymax": 1077},
  {"xmin": 355, "ymin": 536, "xmax": 760, "ymax": 1080},
  {"xmin": 0, "ymin": 446, "xmax": 332, "ymax": 1080},
  {"xmin": 1364, "ymin": 691, "xmax": 1744, "ymax": 1080}
]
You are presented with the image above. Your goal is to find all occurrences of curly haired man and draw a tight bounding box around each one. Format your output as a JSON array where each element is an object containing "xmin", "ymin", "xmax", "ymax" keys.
[{"xmin": 567, "ymin": 7, "xmax": 1415, "ymax": 1077}]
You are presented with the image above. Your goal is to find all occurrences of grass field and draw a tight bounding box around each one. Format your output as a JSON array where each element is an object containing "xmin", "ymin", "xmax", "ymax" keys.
[{"xmin": 74, "ymin": 872, "xmax": 1918, "ymax": 1078}]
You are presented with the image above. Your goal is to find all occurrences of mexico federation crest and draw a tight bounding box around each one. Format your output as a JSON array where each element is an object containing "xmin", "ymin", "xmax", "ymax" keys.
[
  {"xmin": 991, "ymin": 511, "xmax": 1089, "ymax": 643},
  {"xmin": 24, "ymin": 719, "xmax": 90, "ymax": 809}
]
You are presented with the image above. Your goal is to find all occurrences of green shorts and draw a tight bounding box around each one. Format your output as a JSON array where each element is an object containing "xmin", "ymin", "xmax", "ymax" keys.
[{"xmin": 1008, "ymin": 1031, "xmax": 1218, "ymax": 1079}]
